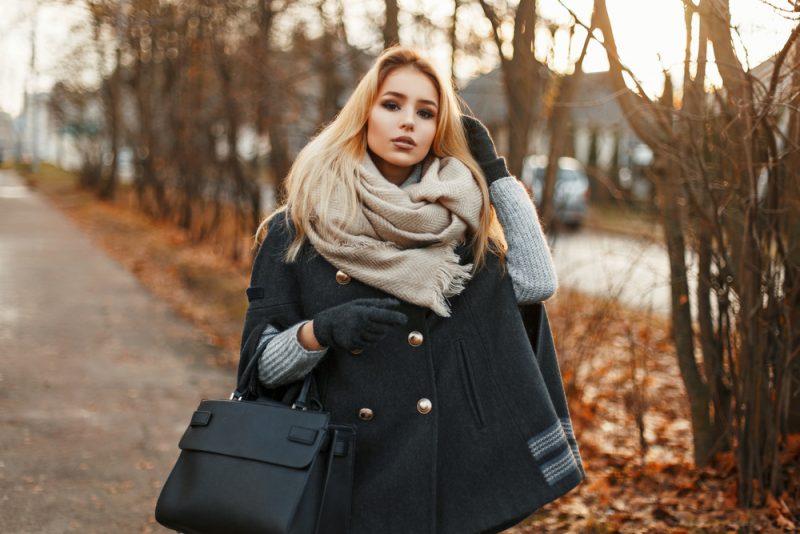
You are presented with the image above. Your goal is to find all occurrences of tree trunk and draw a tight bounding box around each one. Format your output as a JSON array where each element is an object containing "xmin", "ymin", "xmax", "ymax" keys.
[
  {"xmin": 317, "ymin": 0, "xmax": 345, "ymax": 125},
  {"xmin": 786, "ymin": 36, "xmax": 800, "ymax": 435},
  {"xmin": 541, "ymin": 23, "xmax": 591, "ymax": 228},
  {"xmin": 449, "ymin": 0, "xmax": 460, "ymax": 84},
  {"xmin": 254, "ymin": 0, "xmax": 291, "ymax": 209},
  {"xmin": 98, "ymin": 72, "xmax": 120, "ymax": 200},
  {"xmin": 478, "ymin": 0, "xmax": 540, "ymax": 178},
  {"xmin": 659, "ymin": 154, "xmax": 715, "ymax": 466},
  {"xmin": 593, "ymin": 0, "xmax": 714, "ymax": 466},
  {"xmin": 383, "ymin": 0, "xmax": 399, "ymax": 48}
]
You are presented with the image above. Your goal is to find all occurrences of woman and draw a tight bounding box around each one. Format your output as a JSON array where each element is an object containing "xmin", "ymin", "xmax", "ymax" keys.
[{"xmin": 236, "ymin": 46, "xmax": 584, "ymax": 533}]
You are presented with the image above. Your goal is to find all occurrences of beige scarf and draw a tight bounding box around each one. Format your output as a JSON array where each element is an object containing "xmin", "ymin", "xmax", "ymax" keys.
[{"xmin": 305, "ymin": 152, "xmax": 483, "ymax": 317}]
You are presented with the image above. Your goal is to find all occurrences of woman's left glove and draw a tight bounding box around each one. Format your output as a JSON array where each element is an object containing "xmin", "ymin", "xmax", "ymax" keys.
[
  {"xmin": 461, "ymin": 114, "xmax": 511, "ymax": 186},
  {"xmin": 312, "ymin": 297, "xmax": 408, "ymax": 352}
]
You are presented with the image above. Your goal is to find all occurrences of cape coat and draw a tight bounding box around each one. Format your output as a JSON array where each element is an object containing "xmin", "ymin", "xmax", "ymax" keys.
[{"xmin": 236, "ymin": 212, "xmax": 585, "ymax": 533}]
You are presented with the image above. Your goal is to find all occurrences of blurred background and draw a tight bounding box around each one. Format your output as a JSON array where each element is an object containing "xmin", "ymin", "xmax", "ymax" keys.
[{"xmin": 1, "ymin": 0, "xmax": 799, "ymax": 532}]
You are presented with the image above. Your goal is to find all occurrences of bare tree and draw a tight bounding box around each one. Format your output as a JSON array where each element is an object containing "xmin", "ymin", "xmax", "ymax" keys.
[
  {"xmin": 539, "ymin": 19, "xmax": 591, "ymax": 229},
  {"xmin": 316, "ymin": 0, "xmax": 348, "ymax": 124},
  {"xmin": 87, "ymin": 0, "xmax": 123, "ymax": 199},
  {"xmin": 478, "ymin": 0, "xmax": 542, "ymax": 178},
  {"xmin": 48, "ymin": 81, "xmax": 104, "ymax": 190},
  {"xmin": 383, "ymin": 0, "xmax": 400, "ymax": 48},
  {"xmin": 575, "ymin": 0, "xmax": 799, "ymax": 507}
]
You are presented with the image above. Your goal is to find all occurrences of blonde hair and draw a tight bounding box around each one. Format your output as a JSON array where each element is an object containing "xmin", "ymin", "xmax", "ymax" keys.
[{"xmin": 256, "ymin": 45, "xmax": 507, "ymax": 272}]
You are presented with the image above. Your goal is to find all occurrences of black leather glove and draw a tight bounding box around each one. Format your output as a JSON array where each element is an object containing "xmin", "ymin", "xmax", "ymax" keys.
[
  {"xmin": 461, "ymin": 114, "xmax": 511, "ymax": 186},
  {"xmin": 312, "ymin": 297, "xmax": 408, "ymax": 352}
]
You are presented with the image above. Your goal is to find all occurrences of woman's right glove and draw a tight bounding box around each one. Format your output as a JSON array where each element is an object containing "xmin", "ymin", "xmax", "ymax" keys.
[{"xmin": 312, "ymin": 297, "xmax": 408, "ymax": 352}]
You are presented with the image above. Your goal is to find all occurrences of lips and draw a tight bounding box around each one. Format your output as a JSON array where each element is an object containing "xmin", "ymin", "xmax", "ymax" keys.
[{"xmin": 391, "ymin": 136, "xmax": 416, "ymax": 150}]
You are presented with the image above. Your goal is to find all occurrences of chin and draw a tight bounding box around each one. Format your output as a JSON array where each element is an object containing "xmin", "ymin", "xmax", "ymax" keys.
[{"xmin": 383, "ymin": 152, "xmax": 426, "ymax": 168}]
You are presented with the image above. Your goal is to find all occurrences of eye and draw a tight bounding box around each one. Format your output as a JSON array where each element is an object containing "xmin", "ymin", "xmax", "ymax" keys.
[
  {"xmin": 418, "ymin": 109, "xmax": 435, "ymax": 119},
  {"xmin": 381, "ymin": 101, "xmax": 400, "ymax": 111}
]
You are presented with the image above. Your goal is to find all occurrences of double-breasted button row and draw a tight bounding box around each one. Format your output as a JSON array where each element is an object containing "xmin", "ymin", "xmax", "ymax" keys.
[
  {"xmin": 357, "ymin": 399, "xmax": 432, "ymax": 421},
  {"xmin": 335, "ymin": 270, "xmax": 351, "ymax": 285}
]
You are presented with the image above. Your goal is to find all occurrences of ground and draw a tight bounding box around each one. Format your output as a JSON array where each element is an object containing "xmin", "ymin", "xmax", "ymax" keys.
[
  {"xmin": 0, "ymin": 169, "xmax": 231, "ymax": 532},
  {"xmin": 2, "ymin": 163, "xmax": 798, "ymax": 533}
]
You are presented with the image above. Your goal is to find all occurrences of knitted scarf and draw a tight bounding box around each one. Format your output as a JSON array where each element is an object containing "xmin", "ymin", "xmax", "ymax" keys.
[{"xmin": 304, "ymin": 152, "xmax": 483, "ymax": 317}]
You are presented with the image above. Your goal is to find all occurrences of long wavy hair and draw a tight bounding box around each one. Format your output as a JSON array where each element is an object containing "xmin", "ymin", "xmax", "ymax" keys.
[{"xmin": 256, "ymin": 45, "xmax": 507, "ymax": 272}]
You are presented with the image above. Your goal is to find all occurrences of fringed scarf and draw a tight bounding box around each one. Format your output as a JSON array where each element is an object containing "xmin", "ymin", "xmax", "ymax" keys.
[{"xmin": 304, "ymin": 152, "xmax": 482, "ymax": 317}]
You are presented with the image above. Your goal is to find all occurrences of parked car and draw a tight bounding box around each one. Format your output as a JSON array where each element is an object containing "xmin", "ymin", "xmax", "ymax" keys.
[{"xmin": 519, "ymin": 155, "xmax": 590, "ymax": 229}]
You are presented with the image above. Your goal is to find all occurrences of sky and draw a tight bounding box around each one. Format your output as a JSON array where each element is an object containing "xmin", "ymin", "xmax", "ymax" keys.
[
  {"xmin": 0, "ymin": 0, "xmax": 88, "ymax": 117},
  {"xmin": 0, "ymin": 0, "xmax": 797, "ymax": 117}
]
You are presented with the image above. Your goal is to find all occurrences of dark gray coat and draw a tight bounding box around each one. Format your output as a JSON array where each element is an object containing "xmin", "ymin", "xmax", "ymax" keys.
[{"xmin": 236, "ymin": 212, "xmax": 585, "ymax": 533}]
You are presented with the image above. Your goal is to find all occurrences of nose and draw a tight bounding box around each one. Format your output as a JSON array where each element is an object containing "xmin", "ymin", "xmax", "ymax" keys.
[{"xmin": 399, "ymin": 110, "xmax": 415, "ymax": 130}]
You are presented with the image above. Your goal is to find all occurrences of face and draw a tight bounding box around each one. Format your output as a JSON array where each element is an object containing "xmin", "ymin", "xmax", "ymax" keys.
[{"xmin": 366, "ymin": 66, "xmax": 439, "ymax": 183}]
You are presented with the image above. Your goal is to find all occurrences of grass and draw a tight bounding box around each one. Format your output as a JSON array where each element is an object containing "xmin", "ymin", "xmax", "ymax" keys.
[{"xmin": 582, "ymin": 201, "xmax": 662, "ymax": 243}]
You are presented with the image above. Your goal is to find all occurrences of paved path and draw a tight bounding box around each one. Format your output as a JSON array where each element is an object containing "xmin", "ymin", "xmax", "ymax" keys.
[{"xmin": 0, "ymin": 170, "xmax": 232, "ymax": 533}]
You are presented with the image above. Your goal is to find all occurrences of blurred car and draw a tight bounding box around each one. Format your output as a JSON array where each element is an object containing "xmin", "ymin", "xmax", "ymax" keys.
[{"xmin": 519, "ymin": 155, "xmax": 590, "ymax": 229}]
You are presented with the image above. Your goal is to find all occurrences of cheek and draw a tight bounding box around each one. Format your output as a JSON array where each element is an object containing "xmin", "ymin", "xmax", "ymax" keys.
[
  {"xmin": 419, "ymin": 122, "xmax": 437, "ymax": 151},
  {"xmin": 366, "ymin": 116, "xmax": 381, "ymax": 149},
  {"xmin": 367, "ymin": 111, "xmax": 389, "ymax": 140}
]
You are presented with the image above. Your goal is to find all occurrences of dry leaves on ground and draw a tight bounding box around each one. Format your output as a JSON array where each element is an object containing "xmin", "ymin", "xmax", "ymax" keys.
[
  {"xmin": 27, "ymin": 168, "xmax": 800, "ymax": 533},
  {"xmin": 512, "ymin": 289, "xmax": 800, "ymax": 533}
]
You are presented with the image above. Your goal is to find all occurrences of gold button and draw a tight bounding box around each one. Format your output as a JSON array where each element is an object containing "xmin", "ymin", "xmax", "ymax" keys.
[
  {"xmin": 335, "ymin": 270, "xmax": 351, "ymax": 284},
  {"xmin": 408, "ymin": 331, "xmax": 424, "ymax": 347},
  {"xmin": 358, "ymin": 408, "xmax": 374, "ymax": 421},
  {"xmin": 351, "ymin": 348, "xmax": 363, "ymax": 355},
  {"xmin": 417, "ymin": 398, "xmax": 432, "ymax": 414}
]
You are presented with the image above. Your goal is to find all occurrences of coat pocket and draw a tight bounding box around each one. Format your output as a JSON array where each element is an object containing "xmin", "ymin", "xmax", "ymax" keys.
[{"xmin": 455, "ymin": 339, "xmax": 486, "ymax": 429}]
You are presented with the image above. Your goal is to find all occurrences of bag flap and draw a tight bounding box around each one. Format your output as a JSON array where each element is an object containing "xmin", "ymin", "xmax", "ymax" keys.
[{"xmin": 178, "ymin": 399, "xmax": 330, "ymax": 469}]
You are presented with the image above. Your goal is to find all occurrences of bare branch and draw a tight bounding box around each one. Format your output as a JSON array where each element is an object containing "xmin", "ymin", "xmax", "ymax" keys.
[{"xmin": 477, "ymin": 0, "xmax": 507, "ymax": 64}]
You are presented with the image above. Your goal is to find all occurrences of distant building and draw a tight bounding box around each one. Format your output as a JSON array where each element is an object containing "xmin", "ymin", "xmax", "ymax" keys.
[
  {"xmin": 457, "ymin": 65, "xmax": 549, "ymax": 158},
  {"xmin": 749, "ymin": 54, "xmax": 795, "ymax": 156},
  {"xmin": 13, "ymin": 91, "xmax": 83, "ymax": 171}
]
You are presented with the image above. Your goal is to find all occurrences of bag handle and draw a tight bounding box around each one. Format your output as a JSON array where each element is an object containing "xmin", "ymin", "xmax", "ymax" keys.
[
  {"xmin": 291, "ymin": 373, "xmax": 316, "ymax": 410},
  {"xmin": 231, "ymin": 353, "xmax": 317, "ymax": 409},
  {"xmin": 230, "ymin": 351, "xmax": 260, "ymax": 400}
]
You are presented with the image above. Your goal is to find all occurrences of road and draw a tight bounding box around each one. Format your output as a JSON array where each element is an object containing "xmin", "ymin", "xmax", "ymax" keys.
[
  {"xmin": 550, "ymin": 227, "xmax": 699, "ymax": 318},
  {"xmin": 0, "ymin": 170, "xmax": 231, "ymax": 533}
]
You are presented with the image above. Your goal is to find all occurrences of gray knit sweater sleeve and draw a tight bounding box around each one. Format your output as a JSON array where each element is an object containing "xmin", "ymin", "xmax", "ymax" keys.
[
  {"xmin": 257, "ymin": 320, "xmax": 328, "ymax": 388},
  {"xmin": 489, "ymin": 176, "xmax": 558, "ymax": 303}
]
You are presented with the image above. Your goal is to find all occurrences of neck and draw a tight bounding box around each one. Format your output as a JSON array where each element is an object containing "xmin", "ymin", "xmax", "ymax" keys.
[{"xmin": 367, "ymin": 149, "xmax": 414, "ymax": 186}]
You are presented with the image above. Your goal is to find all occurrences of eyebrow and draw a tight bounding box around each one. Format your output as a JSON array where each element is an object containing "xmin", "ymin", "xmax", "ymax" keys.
[{"xmin": 381, "ymin": 91, "xmax": 438, "ymax": 109}]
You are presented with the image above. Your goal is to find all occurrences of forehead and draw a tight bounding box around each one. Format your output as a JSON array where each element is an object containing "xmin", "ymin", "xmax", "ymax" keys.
[{"xmin": 378, "ymin": 66, "xmax": 439, "ymax": 103}]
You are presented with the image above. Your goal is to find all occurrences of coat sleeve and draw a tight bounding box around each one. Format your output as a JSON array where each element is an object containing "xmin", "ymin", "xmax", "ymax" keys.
[
  {"xmin": 519, "ymin": 302, "xmax": 586, "ymax": 478},
  {"xmin": 235, "ymin": 211, "xmax": 306, "ymax": 400}
]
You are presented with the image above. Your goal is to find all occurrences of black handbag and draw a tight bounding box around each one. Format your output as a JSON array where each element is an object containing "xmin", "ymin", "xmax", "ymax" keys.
[{"xmin": 155, "ymin": 356, "xmax": 356, "ymax": 534}]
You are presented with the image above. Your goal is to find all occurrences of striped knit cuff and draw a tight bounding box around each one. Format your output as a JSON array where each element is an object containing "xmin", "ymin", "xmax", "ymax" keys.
[
  {"xmin": 489, "ymin": 176, "xmax": 558, "ymax": 303},
  {"xmin": 257, "ymin": 321, "xmax": 328, "ymax": 388},
  {"xmin": 560, "ymin": 416, "xmax": 585, "ymax": 477},
  {"xmin": 527, "ymin": 419, "xmax": 583, "ymax": 486}
]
